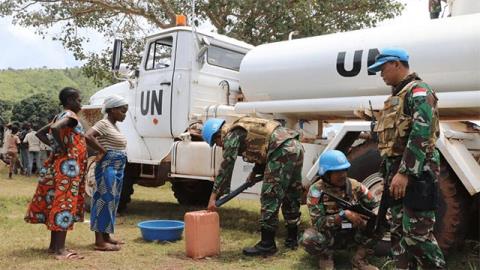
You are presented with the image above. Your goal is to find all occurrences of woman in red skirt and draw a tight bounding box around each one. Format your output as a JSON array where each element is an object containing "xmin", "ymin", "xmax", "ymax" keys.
[{"xmin": 24, "ymin": 87, "xmax": 87, "ymax": 260}]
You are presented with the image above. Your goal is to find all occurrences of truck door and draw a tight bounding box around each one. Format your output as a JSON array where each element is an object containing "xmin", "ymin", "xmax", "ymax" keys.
[{"xmin": 135, "ymin": 34, "xmax": 176, "ymax": 138}]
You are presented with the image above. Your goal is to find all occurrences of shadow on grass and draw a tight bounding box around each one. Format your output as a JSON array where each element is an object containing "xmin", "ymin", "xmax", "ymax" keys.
[
  {"xmin": 8, "ymin": 247, "xmax": 49, "ymax": 260},
  {"xmin": 290, "ymin": 254, "xmax": 317, "ymax": 270},
  {"xmin": 124, "ymin": 199, "xmax": 260, "ymax": 232}
]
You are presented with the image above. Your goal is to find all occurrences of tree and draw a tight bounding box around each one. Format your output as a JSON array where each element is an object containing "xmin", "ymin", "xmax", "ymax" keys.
[
  {"xmin": 0, "ymin": 99, "xmax": 14, "ymax": 126},
  {"xmin": 0, "ymin": 0, "xmax": 403, "ymax": 84},
  {"xmin": 11, "ymin": 94, "xmax": 61, "ymax": 128}
]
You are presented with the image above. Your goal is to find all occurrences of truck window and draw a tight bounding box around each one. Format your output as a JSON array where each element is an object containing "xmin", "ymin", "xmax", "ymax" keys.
[
  {"xmin": 207, "ymin": 46, "xmax": 245, "ymax": 71},
  {"xmin": 145, "ymin": 37, "xmax": 173, "ymax": 70}
]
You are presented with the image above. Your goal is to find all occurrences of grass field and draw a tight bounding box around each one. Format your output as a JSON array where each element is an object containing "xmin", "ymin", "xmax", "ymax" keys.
[{"xmin": 0, "ymin": 165, "xmax": 478, "ymax": 270}]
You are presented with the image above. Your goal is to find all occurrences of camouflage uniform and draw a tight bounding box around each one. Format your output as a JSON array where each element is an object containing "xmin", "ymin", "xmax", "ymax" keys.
[
  {"xmin": 213, "ymin": 119, "xmax": 304, "ymax": 231},
  {"xmin": 187, "ymin": 121, "xmax": 203, "ymax": 141},
  {"xmin": 300, "ymin": 178, "xmax": 377, "ymax": 255},
  {"xmin": 429, "ymin": 0, "xmax": 442, "ymax": 19},
  {"xmin": 375, "ymin": 73, "xmax": 446, "ymax": 269}
]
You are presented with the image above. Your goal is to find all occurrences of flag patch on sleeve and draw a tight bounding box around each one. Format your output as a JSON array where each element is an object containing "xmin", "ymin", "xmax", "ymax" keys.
[
  {"xmin": 310, "ymin": 189, "xmax": 321, "ymax": 204},
  {"xmin": 412, "ymin": 88, "xmax": 427, "ymax": 97}
]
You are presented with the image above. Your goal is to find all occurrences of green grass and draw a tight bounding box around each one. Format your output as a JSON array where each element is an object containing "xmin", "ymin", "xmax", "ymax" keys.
[{"xmin": 0, "ymin": 165, "xmax": 478, "ymax": 270}]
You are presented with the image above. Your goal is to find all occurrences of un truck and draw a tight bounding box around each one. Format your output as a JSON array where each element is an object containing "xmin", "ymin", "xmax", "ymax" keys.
[{"xmin": 82, "ymin": 1, "xmax": 480, "ymax": 252}]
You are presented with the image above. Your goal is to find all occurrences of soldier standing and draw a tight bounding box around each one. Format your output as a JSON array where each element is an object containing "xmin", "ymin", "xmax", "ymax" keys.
[
  {"xmin": 300, "ymin": 150, "xmax": 379, "ymax": 270},
  {"xmin": 202, "ymin": 117, "xmax": 304, "ymax": 256},
  {"xmin": 368, "ymin": 48, "xmax": 446, "ymax": 269}
]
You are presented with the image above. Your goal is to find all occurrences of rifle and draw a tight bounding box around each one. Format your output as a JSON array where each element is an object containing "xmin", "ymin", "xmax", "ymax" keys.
[
  {"xmin": 320, "ymin": 190, "xmax": 377, "ymax": 235},
  {"xmin": 369, "ymin": 100, "xmax": 378, "ymax": 142},
  {"xmin": 215, "ymin": 176, "xmax": 261, "ymax": 207},
  {"xmin": 373, "ymin": 185, "xmax": 390, "ymax": 235}
]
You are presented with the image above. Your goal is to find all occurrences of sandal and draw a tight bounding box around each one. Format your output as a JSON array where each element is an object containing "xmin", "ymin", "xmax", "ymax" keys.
[
  {"xmin": 54, "ymin": 252, "xmax": 84, "ymax": 260},
  {"xmin": 94, "ymin": 243, "xmax": 121, "ymax": 252}
]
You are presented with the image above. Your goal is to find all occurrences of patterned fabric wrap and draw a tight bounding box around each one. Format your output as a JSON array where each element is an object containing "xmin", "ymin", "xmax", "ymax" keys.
[
  {"xmin": 228, "ymin": 117, "xmax": 280, "ymax": 164},
  {"xmin": 390, "ymin": 204, "xmax": 446, "ymax": 269},
  {"xmin": 90, "ymin": 150, "xmax": 127, "ymax": 233},
  {"xmin": 24, "ymin": 110, "xmax": 87, "ymax": 231}
]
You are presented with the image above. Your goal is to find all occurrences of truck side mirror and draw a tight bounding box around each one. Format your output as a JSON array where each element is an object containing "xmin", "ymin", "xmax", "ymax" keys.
[
  {"xmin": 197, "ymin": 37, "xmax": 210, "ymax": 64},
  {"xmin": 111, "ymin": 39, "xmax": 123, "ymax": 71}
]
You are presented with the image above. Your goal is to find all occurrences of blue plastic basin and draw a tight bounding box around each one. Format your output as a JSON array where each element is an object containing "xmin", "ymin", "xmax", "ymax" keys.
[{"xmin": 137, "ymin": 220, "xmax": 185, "ymax": 242}]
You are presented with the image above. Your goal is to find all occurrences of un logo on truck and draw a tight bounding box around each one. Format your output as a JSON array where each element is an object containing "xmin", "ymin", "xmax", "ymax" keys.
[
  {"xmin": 336, "ymin": 48, "xmax": 380, "ymax": 77},
  {"xmin": 141, "ymin": 90, "xmax": 163, "ymax": 115}
]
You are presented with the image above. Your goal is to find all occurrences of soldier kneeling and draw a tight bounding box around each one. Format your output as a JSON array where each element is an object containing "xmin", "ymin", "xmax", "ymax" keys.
[{"xmin": 300, "ymin": 150, "xmax": 379, "ymax": 270}]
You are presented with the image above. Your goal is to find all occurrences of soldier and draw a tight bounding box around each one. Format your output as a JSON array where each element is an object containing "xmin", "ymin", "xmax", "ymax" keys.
[
  {"xmin": 429, "ymin": 0, "xmax": 442, "ymax": 19},
  {"xmin": 368, "ymin": 48, "xmax": 446, "ymax": 269},
  {"xmin": 300, "ymin": 150, "xmax": 379, "ymax": 270},
  {"xmin": 202, "ymin": 117, "xmax": 304, "ymax": 256}
]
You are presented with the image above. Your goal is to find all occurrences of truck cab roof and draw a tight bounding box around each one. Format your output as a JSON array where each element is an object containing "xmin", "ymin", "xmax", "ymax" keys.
[{"xmin": 145, "ymin": 26, "xmax": 254, "ymax": 53}]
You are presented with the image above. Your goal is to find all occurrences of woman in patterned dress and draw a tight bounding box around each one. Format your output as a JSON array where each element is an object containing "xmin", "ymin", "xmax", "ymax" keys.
[
  {"xmin": 24, "ymin": 87, "xmax": 87, "ymax": 260},
  {"xmin": 85, "ymin": 95, "xmax": 128, "ymax": 251}
]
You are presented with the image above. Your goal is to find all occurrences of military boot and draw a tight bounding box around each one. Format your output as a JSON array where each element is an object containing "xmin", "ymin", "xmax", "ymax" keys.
[
  {"xmin": 242, "ymin": 228, "xmax": 277, "ymax": 257},
  {"xmin": 284, "ymin": 224, "xmax": 298, "ymax": 250},
  {"xmin": 351, "ymin": 246, "xmax": 379, "ymax": 270},
  {"xmin": 318, "ymin": 253, "xmax": 334, "ymax": 270}
]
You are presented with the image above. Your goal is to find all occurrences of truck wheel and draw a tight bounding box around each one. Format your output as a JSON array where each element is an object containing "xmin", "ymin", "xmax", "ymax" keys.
[
  {"xmin": 171, "ymin": 180, "xmax": 213, "ymax": 206},
  {"xmin": 118, "ymin": 172, "xmax": 134, "ymax": 214},
  {"xmin": 434, "ymin": 158, "xmax": 470, "ymax": 252},
  {"xmin": 347, "ymin": 140, "xmax": 470, "ymax": 253}
]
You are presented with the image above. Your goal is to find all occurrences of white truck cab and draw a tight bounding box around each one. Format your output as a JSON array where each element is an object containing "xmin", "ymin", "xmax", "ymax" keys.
[{"xmin": 83, "ymin": 27, "xmax": 258, "ymax": 206}]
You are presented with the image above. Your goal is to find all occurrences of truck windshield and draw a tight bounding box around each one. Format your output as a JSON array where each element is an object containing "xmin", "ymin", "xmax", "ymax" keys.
[{"xmin": 207, "ymin": 46, "xmax": 245, "ymax": 71}]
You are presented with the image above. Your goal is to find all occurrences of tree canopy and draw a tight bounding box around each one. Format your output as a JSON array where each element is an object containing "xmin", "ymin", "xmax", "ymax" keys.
[
  {"xmin": 0, "ymin": 0, "xmax": 403, "ymax": 84},
  {"xmin": 11, "ymin": 93, "xmax": 61, "ymax": 128}
]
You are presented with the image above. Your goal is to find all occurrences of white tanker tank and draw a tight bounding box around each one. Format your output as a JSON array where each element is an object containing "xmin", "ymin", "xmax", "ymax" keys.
[{"xmin": 239, "ymin": 13, "xmax": 480, "ymax": 102}]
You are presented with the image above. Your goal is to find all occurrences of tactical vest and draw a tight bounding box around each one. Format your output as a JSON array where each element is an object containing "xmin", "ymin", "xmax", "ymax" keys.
[
  {"xmin": 228, "ymin": 117, "xmax": 280, "ymax": 164},
  {"xmin": 374, "ymin": 80, "xmax": 439, "ymax": 157}
]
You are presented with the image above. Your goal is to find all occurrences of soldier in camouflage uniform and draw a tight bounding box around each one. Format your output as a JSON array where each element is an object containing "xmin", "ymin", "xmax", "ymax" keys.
[
  {"xmin": 429, "ymin": 0, "xmax": 442, "ymax": 19},
  {"xmin": 368, "ymin": 48, "xmax": 446, "ymax": 269},
  {"xmin": 300, "ymin": 150, "xmax": 379, "ymax": 270},
  {"xmin": 202, "ymin": 117, "xmax": 304, "ymax": 257}
]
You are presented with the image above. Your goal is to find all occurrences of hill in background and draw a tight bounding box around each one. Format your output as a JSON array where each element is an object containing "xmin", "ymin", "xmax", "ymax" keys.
[{"xmin": 0, "ymin": 67, "xmax": 107, "ymax": 102}]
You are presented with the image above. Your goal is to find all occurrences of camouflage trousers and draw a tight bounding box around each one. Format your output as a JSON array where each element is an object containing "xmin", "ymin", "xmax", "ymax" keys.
[
  {"xmin": 260, "ymin": 138, "xmax": 304, "ymax": 231},
  {"xmin": 390, "ymin": 204, "xmax": 446, "ymax": 269},
  {"xmin": 299, "ymin": 227, "xmax": 376, "ymax": 256}
]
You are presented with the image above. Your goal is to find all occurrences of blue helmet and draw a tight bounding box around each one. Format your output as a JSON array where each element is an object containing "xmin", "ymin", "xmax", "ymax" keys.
[
  {"xmin": 202, "ymin": 118, "xmax": 226, "ymax": 146},
  {"xmin": 318, "ymin": 150, "xmax": 351, "ymax": 176},
  {"xmin": 367, "ymin": 47, "xmax": 409, "ymax": 73}
]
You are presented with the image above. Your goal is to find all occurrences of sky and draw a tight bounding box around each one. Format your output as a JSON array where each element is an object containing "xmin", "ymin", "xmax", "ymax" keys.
[{"xmin": 0, "ymin": 0, "xmax": 431, "ymax": 69}]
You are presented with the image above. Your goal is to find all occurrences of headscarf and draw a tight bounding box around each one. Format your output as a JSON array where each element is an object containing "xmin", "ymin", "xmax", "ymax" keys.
[{"xmin": 101, "ymin": 94, "xmax": 128, "ymax": 114}]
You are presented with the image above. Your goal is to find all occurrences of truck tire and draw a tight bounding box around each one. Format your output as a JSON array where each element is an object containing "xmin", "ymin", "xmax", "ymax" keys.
[
  {"xmin": 118, "ymin": 171, "xmax": 134, "ymax": 214},
  {"xmin": 347, "ymin": 140, "xmax": 470, "ymax": 253},
  {"xmin": 171, "ymin": 180, "xmax": 213, "ymax": 206}
]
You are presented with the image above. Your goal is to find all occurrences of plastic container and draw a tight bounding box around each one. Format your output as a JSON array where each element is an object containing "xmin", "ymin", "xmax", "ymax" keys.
[
  {"xmin": 184, "ymin": 210, "xmax": 220, "ymax": 258},
  {"xmin": 137, "ymin": 220, "xmax": 184, "ymax": 242}
]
